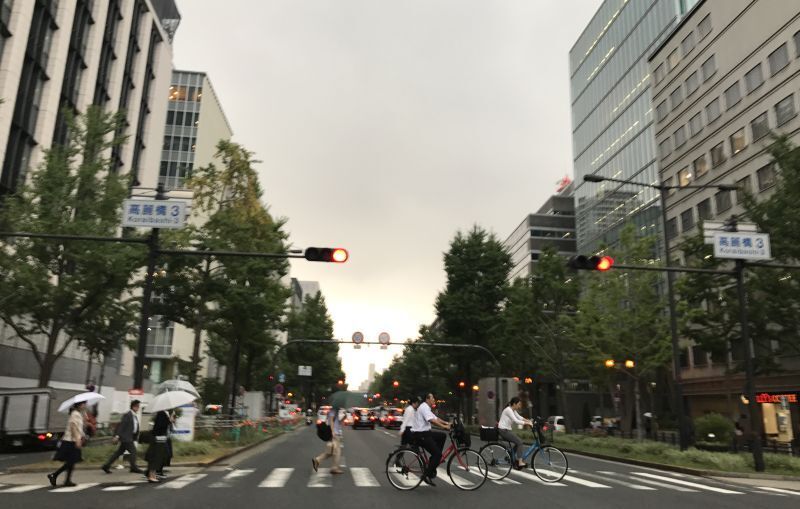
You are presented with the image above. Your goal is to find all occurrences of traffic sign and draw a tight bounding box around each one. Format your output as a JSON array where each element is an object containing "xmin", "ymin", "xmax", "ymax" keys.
[
  {"xmin": 121, "ymin": 199, "xmax": 186, "ymax": 229},
  {"xmin": 278, "ymin": 373, "xmax": 285, "ymax": 383},
  {"xmin": 712, "ymin": 232, "xmax": 771, "ymax": 260},
  {"xmin": 298, "ymin": 365, "xmax": 312, "ymax": 377},
  {"xmin": 378, "ymin": 332, "xmax": 390, "ymax": 345},
  {"xmin": 274, "ymin": 384, "xmax": 284, "ymax": 395},
  {"xmin": 352, "ymin": 332, "xmax": 364, "ymax": 344}
]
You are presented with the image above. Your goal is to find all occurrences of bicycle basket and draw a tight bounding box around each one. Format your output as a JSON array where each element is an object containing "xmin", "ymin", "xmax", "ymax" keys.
[
  {"xmin": 479, "ymin": 426, "xmax": 499, "ymax": 441},
  {"xmin": 453, "ymin": 421, "xmax": 471, "ymax": 448}
]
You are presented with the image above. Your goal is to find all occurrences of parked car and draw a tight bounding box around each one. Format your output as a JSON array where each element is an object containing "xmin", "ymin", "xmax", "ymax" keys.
[
  {"xmin": 546, "ymin": 415, "xmax": 567, "ymax": 433},
  {"xmin": 381, "ymin": 408, "xmax": 404, "ymax": 429},
  {"xmin": 351, "ymin": 408, "xmax": 376, "ymax": 429}
]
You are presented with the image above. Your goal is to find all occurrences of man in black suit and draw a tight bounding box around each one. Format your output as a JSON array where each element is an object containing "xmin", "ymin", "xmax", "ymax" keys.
[{"xmin": 102, "ymin": 400, "xmax": 143, "ymax": 474}]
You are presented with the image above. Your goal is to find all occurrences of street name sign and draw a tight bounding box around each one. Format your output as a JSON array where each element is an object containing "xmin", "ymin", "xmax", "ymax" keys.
[
  {"xmin": 712, "ymin": 232, "xmax": 771, "ymax": 260},
  {"xmin": 122, "ymin": 199, "xmax": 186, "ymax": 229},
  {"xmin": 298, "ymin": 365, "xmax": 312, "ymax": 377}
]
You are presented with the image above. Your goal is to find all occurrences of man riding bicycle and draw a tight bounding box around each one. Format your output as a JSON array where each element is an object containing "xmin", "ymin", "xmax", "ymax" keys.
[
  {"xmin": 410, "ymin": 393, "xmax": 451, "ymax": 486},
  {"xmin": 498, "ymin": 397, "xmax": 532, "ymax": 469}
]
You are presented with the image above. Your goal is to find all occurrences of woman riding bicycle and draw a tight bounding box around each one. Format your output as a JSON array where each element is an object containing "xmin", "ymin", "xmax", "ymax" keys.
[{"xmin": 498, "ymin": 397, "xmax": 532, "ymax": 468}]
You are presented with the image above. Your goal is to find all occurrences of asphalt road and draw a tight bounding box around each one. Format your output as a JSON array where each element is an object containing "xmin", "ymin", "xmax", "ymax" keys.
[{"xmin": 1, "ymin": 425, "xmax": 797, "ymax": 509}]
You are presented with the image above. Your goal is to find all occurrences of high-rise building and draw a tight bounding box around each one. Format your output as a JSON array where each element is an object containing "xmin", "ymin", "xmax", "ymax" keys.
[
  {"xmin": 0, "ymin": 0, "xmax": 178, "ymax": 196},
  {"xmin": 570, "ymin": 0, "xmax": 700, "ymax": 255}
]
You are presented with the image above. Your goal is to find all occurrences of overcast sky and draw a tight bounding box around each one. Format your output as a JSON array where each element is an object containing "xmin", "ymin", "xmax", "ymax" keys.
[{"xmin": 173, "ymin": 0, "xmax": 603, "ymax": 389}]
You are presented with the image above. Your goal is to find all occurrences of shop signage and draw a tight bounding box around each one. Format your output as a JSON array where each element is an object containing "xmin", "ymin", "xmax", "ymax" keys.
[{"xmin": 755, "ymin": 393, "xmax": 797, "ymax": 404}]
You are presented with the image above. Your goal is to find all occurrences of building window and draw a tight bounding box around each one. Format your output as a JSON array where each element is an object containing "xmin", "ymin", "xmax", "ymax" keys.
[
  {"xmin": 744, "ymin": 64, "xmax": 764, "ymax": 94},
  {"xmin": 689, "ymin": 112, "xmax": 703, "ymax": 137},
  {"xmin": 693, "ymin": 155, "xmax": 709, "ymax": 179},
  {"xmin": 750, "ymin": 112, "xmax": 770, "ymax": 141},
  {"xmin": 681, "ymin": 209, "xmax": 695, "ymax": 232},
  {"xmin": 757, "ymin": 164, "xmax": 776, "ymax": 191},
  {"xmin": 659, "ymin": 138, "xmax": 671, "ymax": 159},
  {"xmin": 697, "ymin": 198, "xmax": 712, "ymax": 221},
  {"xmin": 768, "ymin": 43, "xmax": 789, "ymax": 76},
  {"xmin": 671, "ymin": 86, "xmax": 683, "ymax": 110},
  {"xmin": 681, "ymin": 32, "xmax": 696, "ymax": 56},
  {"xmin": 725, "ymin": 82, "xmax": 741, "ymax": 109},
  {"xmin": 674, "ymin": 126, "xmax": 687, "ymax": 148},
  {"xmin": 654, "ymin": 63, "xmax": 665, "ymax": 85},
  {"xmin": 775, "ymin": 94, "xmax": 795, "ymax": 126},
  {"xmin": 663, "ymin": 176, "xmax": 676, "ymax": 196},
  {"xmin": 736, "ymin": 175, "xmax": 752, "ymax": 203},
  {"xmin": 706, "ymin": 97, "xmax": 721, "ymax": 123},
  {"xmin": 701, "ymin": 55, "xmax": 716, "ymax": 82},
  {"xmin": 715, "ymin": 189, "xmax": 732, "ymax": 213},
  {"xmin": 685, "ymin": 71, "xmax": 700, "ymax": 96},
  {"xmin": 678, "ymin": 167, "xmax": 693, "ymax": 187},
  {"xmin": 710, "ymin": 141, "xmax": 726, "ymax": 167},
  {"xmin": 667, "ymin": 217, "xmax": 679, "ymax": 240},
  {"xmin": 668, "ymin": 48, "xmax": 680, "ymax": 71},
  {"xmin": 698, "ymin": 14, "xmax": 712, "ymax": 40},
  {"xmin": 795, "ymin": 31, "xmax": 800, "ymax": 58},
  {"xmin": 656, "ymin": 100, "xmax": 668, "ymax": 122},
  {"xmin": 730, "ymin": 128, "xmax": 747, "ymax": 155}
]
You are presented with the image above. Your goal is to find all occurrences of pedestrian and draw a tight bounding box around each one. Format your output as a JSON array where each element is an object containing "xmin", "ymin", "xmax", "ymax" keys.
[
  {"xmin": 101, "ymin": 400, "xmax": 143, "ymax": 474},
  {"xmin": 157, "ymin": 410, "xmax": 176, "ymax": 477},
  {"xmin": 399, "ymin": 397, "xmax": 421, "ymax": 445},
  {"xmin": 48, "ymin": 401, "xmax": 86, "ymax": 487},
  {"xmin": 312, "ymin": 406, "xmax": 344, "ymax": 475},
  {"xmin": 145, "ymin": 409, "xmax": 171, "ymax": 483}
]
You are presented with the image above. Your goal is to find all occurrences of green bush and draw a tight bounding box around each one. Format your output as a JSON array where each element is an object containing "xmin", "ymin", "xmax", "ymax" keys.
[{"xmin": 693, "ymin": 413, "xmax": 734, "ymax": 444}]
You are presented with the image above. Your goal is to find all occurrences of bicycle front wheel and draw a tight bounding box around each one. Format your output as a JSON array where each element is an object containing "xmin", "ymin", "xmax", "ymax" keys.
[
  {"xmin": 478, "ymin": 443, "xmax": 512, "ymax": 480},
  {"xmin": 386, "ymin": 448, "xmax": 425, "ymax": 490},
  {"xmin": 447, "ymin": 447, "xmax": 488, "ymax": 491},
  {"xmin": 531, "ymin": 445, "xmax": 568, "ymax": 483}
]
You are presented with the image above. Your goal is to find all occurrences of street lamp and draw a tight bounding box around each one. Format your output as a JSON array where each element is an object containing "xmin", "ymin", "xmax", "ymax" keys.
[
  {"xmin": 583, "ymin": 173, "xmax": 737, "ymax": 451},
  {"xmin": 605, "ymin": 358, "xmax": 642, "ymax": 440}
]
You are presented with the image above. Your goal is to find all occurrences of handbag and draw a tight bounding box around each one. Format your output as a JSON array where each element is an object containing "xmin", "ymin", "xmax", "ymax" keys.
[{"xmin": 316, "ymin": 421, "xmax": 333, "ymax": 442}]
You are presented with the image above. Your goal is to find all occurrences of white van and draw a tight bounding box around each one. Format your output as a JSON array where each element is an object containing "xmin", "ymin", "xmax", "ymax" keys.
[{"xmin": 546, "ymin": 415, "xmax": 566, "ymax": 432}]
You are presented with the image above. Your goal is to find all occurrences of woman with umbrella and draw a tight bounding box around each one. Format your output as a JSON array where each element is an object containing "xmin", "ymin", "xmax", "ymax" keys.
[
  {"xmin": 145, "ymin": 390, "xmax": 196, "ymax": 483},
  {"xmin": 47, "ymin": 401, "xmax": 86, "ymax": 487}
]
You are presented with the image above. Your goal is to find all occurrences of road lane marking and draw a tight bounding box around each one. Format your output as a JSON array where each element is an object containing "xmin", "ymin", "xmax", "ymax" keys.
[
  {"xmin": 102, "ymin": 486, "xmax": 136, "ymax": 491},
  {"xmin": 209, "ymin": 468, "xmax": 255, "ymax": 487},
  {"xmin": 569, "ymin": 470, "xmax": 654, "ymax": 490},
  {"xmin": 50, "ymin": 483, "xmax": 98, "ymax": 493},
  {"xmin": 752, "ymin": 490, "xmax": 786, "ymax": 496},
  {"xmin": 308, "ymin": 467, "xmax": 332, "ymax": 487},
  {"xmin": 350, "ymin": 467, "xmax": 379, "ymax": 487},
  {"xmin": 259, "ymin": 468, "xmax": 294, "ymax": 488},
  {"xmin": 157, "ymin": 473, "xmax": 207, "ymax": 489},
  {"xmin": 0, "ymin": 485, "xmax": 45, "ymax": 493},
  {"xmin": 758, "ymin": 487, "xmax": 800, "ymax": 496},
  {"xmin": 597, "ymin": 471, "xmax": 696, "ymax": 492},
  {"xmin": 508, "ymin": 468, "xmax": 567, "ymax": 486},
  {"xmin": 631, "ymin": 472, "xmax": 743, "ymax": 494}
]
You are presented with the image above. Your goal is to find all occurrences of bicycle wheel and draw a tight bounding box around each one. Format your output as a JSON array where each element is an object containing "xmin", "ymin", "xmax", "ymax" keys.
[
  {"xmin": 447, "ymin": 447, "xmax": 488, "ymax": 491},
  {"xmin": 531, "ymin": 445, "xmax": 568, "ymax": 483},
  {"xmin": 478, "ymin": 443, "xmax": 512, "ymax": 480},
  {"xmin": 386, "ymin": 448, "xmax": 425, "ymax": 490}
]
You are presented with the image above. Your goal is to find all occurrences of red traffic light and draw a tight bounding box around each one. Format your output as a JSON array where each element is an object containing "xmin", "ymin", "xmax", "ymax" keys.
[
  {"xmin": 596, "ymin": 256, "xmax": 614, "ymax": 271},
  {"xmin": 304, "ymin": 247, "xmax": 348, "ymax": 263},
  {"xmin": 568, "ymin": 255, "xmax": 614, "ymax": 271}
]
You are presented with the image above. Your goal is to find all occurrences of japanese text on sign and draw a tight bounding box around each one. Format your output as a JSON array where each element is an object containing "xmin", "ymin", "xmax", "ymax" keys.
[
  {"xmin": 712, "ymin": 232, "xmax": 771, "ymax": 260},
  {"xmin": 122, "ymin": 199, "xmax": 186, "ymax": 229}
]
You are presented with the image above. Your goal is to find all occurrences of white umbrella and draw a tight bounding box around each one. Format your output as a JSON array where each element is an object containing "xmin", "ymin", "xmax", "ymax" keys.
[
  {"xmin": 156, "ymin": 379, "xmax": 200, "ymax": 398},
  {"xmin": 58, "ymin": 392, "xmax": 105, "ymax": 413},
  {"xmin": 149, "ymin": 390, "xmax": 196, "ymax": 413}
]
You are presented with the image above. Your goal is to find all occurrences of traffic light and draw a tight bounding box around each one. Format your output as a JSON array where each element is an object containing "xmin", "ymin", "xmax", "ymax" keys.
[
  {"xmin": 304, "ymin": 247, "xmax": 348, "ymax": 263},
  {"xmin": 567, "ymin": 255, "xmax": 614, "ymax": 271}
]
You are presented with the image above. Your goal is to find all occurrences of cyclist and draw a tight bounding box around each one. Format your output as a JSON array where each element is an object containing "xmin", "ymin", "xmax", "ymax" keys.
[
  {"xmin": 399, "ymin": 396, "xmax": 421, "ymax": 445},
  {"xmin": 498, "ymin": 397, "xmax": 532, "ymax": 468},
  {"xmin": 410, "ymin": 393, "xmax": 451, "ymax": 486}
]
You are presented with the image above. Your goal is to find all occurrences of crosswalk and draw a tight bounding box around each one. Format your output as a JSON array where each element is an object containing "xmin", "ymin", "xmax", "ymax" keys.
[{"xmin": 1, "ymin": 466, "xmax": 798, "ymax": 496}]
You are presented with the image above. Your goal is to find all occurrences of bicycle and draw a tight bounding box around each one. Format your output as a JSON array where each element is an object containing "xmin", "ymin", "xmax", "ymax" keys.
[
  {"xmin": 385, "ymin": 419, "xmax": 488, "ymax": 491},
  {"xmin": 478, "ymin": 416, "xmax": 568, "ymax": 482}
]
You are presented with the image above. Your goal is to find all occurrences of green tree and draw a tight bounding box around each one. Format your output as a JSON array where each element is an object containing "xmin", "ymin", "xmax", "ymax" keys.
[{"xmin": 0, "ymin": 107, "xmax": 142, "ymax": 387}]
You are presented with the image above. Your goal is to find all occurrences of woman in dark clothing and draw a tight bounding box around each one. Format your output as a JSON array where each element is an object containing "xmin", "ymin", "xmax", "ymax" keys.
[
  {"xmin": 145, "ymin": 410, "xmax": 170, "ymax": 483},
  {"xmin": 48, "ymin": 402, "xmax": 86, "ymax": 487}
]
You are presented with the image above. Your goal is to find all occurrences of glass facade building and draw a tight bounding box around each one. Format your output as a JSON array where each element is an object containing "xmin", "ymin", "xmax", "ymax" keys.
[
  {"xmin": 160, "ymin": 71, "xmax": 203, "ymax": 190},
  {"xmin": 570, "ymin": 0, "xmax": 699, "ymax": 254}
]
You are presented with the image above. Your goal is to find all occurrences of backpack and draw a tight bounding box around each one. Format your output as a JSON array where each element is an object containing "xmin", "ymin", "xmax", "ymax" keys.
[{"xmin": 316, "ymin": 421, "xmax": 333, "ymax": 442}]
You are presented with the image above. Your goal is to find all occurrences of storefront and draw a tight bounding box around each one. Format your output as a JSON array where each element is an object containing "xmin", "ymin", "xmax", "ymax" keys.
[{"xmin": 752, "ymin": 392, "xmax": 798, "ymax": 444}]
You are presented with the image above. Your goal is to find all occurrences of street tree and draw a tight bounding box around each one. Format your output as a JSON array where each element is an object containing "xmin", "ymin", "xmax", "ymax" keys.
[{"xmin": 0, "ymin": 107, "xmax": 142, "ymax": 387}]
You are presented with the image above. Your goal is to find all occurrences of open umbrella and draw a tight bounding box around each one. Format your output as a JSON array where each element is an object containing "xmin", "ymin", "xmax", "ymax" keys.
[
  {"xmin": 156, "ymin": 379, "xmax": 200, "ymax": 398},
  {"xmin": 149, "ymin": 390, "xmax": 196, "ymax": 413},
  {"xmin": 58, "ymin": 392, "xmax": 105, "ymax": 413}
]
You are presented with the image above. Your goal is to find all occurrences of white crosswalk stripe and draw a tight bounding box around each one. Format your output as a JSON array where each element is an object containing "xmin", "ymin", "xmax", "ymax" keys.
[
  {"xmin": 209, "ymin": 469, "xmax": 254, "ymax": 488},
  {"xmin": 308, "ymin": 467, "xmax": 332, "ymax": 487},
  {"xmin": 631, "ymin": 472, "xmax": 744, "ymax": 494},
  {"xmin": 102, "ymin": 486, "xmax": 137, "ymax": 491},
  {"xmin": 259, "ymin": 468, "xmax": 294, "ymax": 488},
  {"xmin": 0, "ymin": 485, "xmax": 45, "ymax": 493},
  {"xmin": 597, "ymin": 471, "xmax": 697, "ymax": 492},
  {"xmin": 570, "ymin": 470, "xmax": 654, "ymax": 490},
  {"xmin": 508, "ymin": 468, "xmax": 567, "ymax": 486},
  {"xmin": 758, "ymin": 487, "xmax": 800, "ymax": 496},
  {"xmin": 50, "ymin": 483, "xmax": 98, "ymax": 493},
  {"xmin": 350, "ymin": 467, "xmax": 380, "ymax": 487},
  {"xmin": 157, "ymin": 473, "xmax": 207, "ymax": 489}
]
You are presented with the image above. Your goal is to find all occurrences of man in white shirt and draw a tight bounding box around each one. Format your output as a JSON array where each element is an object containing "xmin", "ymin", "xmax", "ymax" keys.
[
  {"xmin": 410, "ymin": 393, "xmax": 451, "ymax": 486},
  {"xmin": 399, "ymin": 397, "xmax": 421, "ymax": 445},
  {"xmin": 102, "ymin": 400, "xmax": 143, "ymax": 474},
  {"xmin": 498, "ymin": 397, "xmax": 532, "ymax": 468}
]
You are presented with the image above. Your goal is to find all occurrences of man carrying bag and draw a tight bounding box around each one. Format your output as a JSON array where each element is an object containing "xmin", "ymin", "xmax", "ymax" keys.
[{"xmin": 101, "ymin": 400, "xmax": 143, "ymax": 474}]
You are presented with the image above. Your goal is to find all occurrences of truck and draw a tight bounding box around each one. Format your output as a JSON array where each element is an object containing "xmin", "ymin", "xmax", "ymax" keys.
[{"xmin": 0, "ymin": 387, "xmax": 82, "ymax": 450}]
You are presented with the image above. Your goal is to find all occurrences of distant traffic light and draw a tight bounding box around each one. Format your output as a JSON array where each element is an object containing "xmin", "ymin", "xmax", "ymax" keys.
[
  {"xmin": 304, "ymin": 247, "xmax": 348, "ymax": 263},
  {"xmin": 567, "ymin": 255, "xmax": 614, "ymax": 271}
]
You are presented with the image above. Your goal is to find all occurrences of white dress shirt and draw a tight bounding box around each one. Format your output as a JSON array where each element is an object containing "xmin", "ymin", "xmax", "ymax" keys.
[
  {"xmin": 498, "ymin": 406, "xmax": 527, "ymax": 430},
  {"xmin": 411, "ymin": 402, "xmax": 436, "ymax": 432},
  {"xmin": 131, "ymin": 411, "xmax": 139, "ymax": 435},
  {"xmin": 400, "ymin": 405, "xmax": 416, "ymax": 435}
]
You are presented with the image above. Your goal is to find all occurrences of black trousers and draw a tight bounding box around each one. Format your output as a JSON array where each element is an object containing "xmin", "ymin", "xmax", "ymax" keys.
[
  {"xmin": 413, "ymin": 430, "xmax": 446, "ymax": 479},
  {"xmin": 103, "ymin": 441, "xmax": 138, "ymax": 470}
]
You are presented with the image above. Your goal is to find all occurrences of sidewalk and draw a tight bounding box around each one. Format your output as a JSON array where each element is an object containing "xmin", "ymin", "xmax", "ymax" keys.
[{"xmin": 0, "ymin": 466, "xmax": 200, "ymax": 486}]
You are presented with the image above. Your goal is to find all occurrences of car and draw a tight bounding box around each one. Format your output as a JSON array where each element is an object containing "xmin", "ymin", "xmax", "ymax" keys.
[
  {"xmin": 546, "ymin": 415, "xmax": 567, "ymax": 433},
  {"xmin": 351, "ymin": 408, "xmax": 376, "ymax": 429},
  {"xmin": 381, "ymin": 408, "xmax": 404, "ymax": 429}
]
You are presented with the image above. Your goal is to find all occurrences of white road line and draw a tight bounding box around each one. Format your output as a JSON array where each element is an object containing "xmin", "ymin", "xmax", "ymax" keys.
[
  {"xmin": 752, "ymin": 490, "xmax": 787, "ymax": 496},
  {"xmin": 758, "ymin": 486, "xmax": 800, "ymax": 496},
  {"xmin": 50, "ymin": 483, "xmax": 99, "ymax": 493},
  {"xmin": 350, "ymin": 467, "xmax": 380, "ymax": 487},
  {"xmin": 570, "ymin": 470, "xmax": 654, "ymax": 490},
  {"xmin": 308, "ymin": 467, "xmax": 332, "ymax": 488},
  {"xmin": 631, "ymin": 472, "xmax": 743, "ymax": 494},
  {"xmin": 0, "ymin": 485, "xmax": 45, "ymax": 493},
  {"xmin": 157, "ymin": 473, "xmax": 207, "ymax": 489},
  {"xmin": 102, "ymin": 486, "xmax": 136, "ymax": 491},
  {"xmin": 209, "ymin": 468, "xmax": 255, "ymax": 488},
  {"xmin": 259, "ymin": 468, "xmax": 294, "ymax": 488},
  {"xmin": 597, "ymin": 471, "xmax": 696, "ymax": 492},
  {"xmin": 435, "ymin": 467, "xmax": 458, "ymax": 486},
  {"xmin": 508, "ymin": 468, "xmax": 567, "ymax": 486}
]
